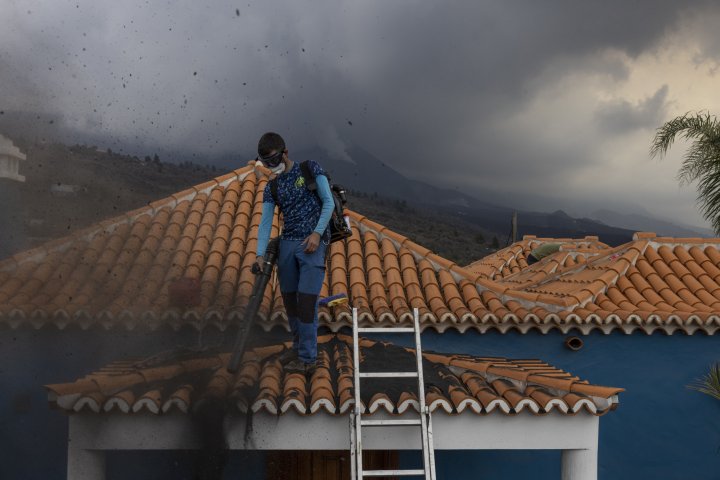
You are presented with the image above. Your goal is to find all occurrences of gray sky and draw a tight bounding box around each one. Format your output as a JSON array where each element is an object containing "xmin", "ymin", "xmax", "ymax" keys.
[{"xmin": 2, "ymin": 0, "xmax": 720, "ymax": 228}]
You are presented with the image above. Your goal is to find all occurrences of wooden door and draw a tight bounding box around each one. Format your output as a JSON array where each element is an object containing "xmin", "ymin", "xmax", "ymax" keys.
[{"xmin": 266, "ymin": 450, "xmax": 398, "ymax": 480}]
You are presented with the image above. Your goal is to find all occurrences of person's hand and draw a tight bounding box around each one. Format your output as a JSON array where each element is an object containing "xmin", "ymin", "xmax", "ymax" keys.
[
  {"xmin": 253, "ymin": 255, "xmax": 264, "ymax": 274},
  {"xmin": 302, "ymin": 232, "xmax": 321, "ymax": 253}
]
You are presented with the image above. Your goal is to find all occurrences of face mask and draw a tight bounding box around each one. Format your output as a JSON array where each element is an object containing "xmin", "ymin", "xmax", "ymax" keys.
[{"xmin": 270, "ymin": 163, "xmax": 285, "ymax": 175}]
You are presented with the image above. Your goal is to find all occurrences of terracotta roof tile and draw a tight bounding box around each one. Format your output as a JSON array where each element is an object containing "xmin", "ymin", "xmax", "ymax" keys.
[
  {"xmin": 4, "ymin": 165, "xmax": 720, "ymax": 334},
  {"xmin": 45, "ymin": 335, "xmax": 621, "ymax": 417}
]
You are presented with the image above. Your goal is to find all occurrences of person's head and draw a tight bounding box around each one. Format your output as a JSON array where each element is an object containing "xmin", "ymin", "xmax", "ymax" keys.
[{"xmin": 256, "ymin": 132, "xmax": 287, "ymax": 171}]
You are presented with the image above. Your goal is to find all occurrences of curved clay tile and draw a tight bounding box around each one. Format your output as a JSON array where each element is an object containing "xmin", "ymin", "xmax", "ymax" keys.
[
  {"xmin": 104, "ymin": 389, "xmax": 135, "ymax": 413},
  {"xmin": 426, "ymin": 387, "xmax": 453, "ymax": 413},
  {"xmin": 696, "ymin": 289, "xmax": 720, "ymax": 309},
  {"xmin": 697, "ymin": 274, "xmax": 720, "ymax": 299},
  {"xmin": 45, "ymin": 334, "xmax": 622, "ymax": 418},
  {"xmin": 687, "ymin": 246, "xmax": 713, "ymax": 272},
  {"xmin": 364, "ymin": 234, "xmax": 392, "ymax": 318},
  {"xmin": 702, "ymin": 249, "xmax": 720, "ymax": 279},
  {"xmin": 282, "ymin": 373, "xmax": 308, "ymax": 405},
  {"xmin": 368, "ymin": 392, "xmax": 395, "ymax": 414},
  {"xmin": 447, "ymin": 383, "xmax": 478, "ymax": 411},
  {"xmin": 418, "ymin": 259, "xmax": 449, "ymax": 320},
  {"xmin": 74, "ymin": 392, "xmax": 105, "ymax": 413},
  {"xmin": 458, "ymin": 280, "xmax": 486, "ymax": 317},
  {"xmin": 346, "ymin": 229, "xmax": 370, "ymax": 312},
  {"xmin": 132, "ymin": 389, "xmax": 163, "ymax": 413},
  {"xmin": 235, "ymin": 360, "xmax": 261, "ymax": 390},
  {"xmin": 67, "ymin": 226, "xmax": 131, "ymax": 314},
  {"xmin": 6, "ymin": 254, "xmax": 61, "ymax": 307},
  {"xmin": 110, "ymin": 222, "xmax": 170, "ymax": 310},
  {"xmin": 438, "ymin": 270, "xmax": 471, "ymax": 319},
  {"xmin": 681, "ymin": 273, "xmax": 706, "ymax": 295},
  {"xmin": 398, "ymin": 249, "xmax": 429, "ymax": 316},
  {"xmin": 167, "ymin": 384, "xmax": 194, "ymax": 410},
  {"xmin": 257, "ymin": 362, "xmax": 282, "ymax": 397}
]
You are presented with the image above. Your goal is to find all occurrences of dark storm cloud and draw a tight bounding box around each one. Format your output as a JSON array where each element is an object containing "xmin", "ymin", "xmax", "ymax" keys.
[
  {"xmin": 2, "ymin": 0, "xmax": 719, "ymax": 223},
  {"xmin": 594, "ymin": 85, "xmax": 669, "ymax": 135}
]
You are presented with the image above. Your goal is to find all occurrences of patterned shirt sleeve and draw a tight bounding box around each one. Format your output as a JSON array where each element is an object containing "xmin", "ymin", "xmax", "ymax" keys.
[{"xmin": 307, "ymin": 160, "xmax": 326, "ymax": 180}]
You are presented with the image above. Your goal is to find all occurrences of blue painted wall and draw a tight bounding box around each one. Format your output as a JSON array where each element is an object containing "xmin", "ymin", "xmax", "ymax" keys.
[
  {"xmin": 412, "ymin": 330, "xmax": 720, "ymax": 480},
  {"xmin": 1, "ymin": 327, "xmax": 719, "ymax": 479}
]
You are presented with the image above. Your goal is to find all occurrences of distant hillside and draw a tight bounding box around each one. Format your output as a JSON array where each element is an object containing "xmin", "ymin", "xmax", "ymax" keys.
[
  {"xmin": 7, "ymin": 141, "xmax": 219, "ymax": 250},
  {"xmin": 295, "ymin": 146, "xmax": 497, "ymax": 209},
  {"xmin": 1, "ymin": 139, "xmax": 498, "ymax": 264},
  {"xmin": 345, "ymin": 191, "xmax": 496, "ymax": 265},
  {"xmin": 295, "ymin": 146, "xmax": 636, "ymax": 246},
  {"xmin": 589, "ymin": 209, "xmax": 713, "ymax": 238}
]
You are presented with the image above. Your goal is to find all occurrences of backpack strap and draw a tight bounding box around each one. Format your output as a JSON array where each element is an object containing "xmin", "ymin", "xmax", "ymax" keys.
[
  {"xmin": 273, "ymin": 161, "xmax": 326, "ymax": 207},
  {"xmin": 270, "ymin": 177, "xmax": 279, "ymax": 205},
  {"xmin": 299, "ymin": 160, "xmax": 317, "ymax": 193},
  {"xmin": 270, "ymin": 161, "xmax": 317, "ymax": 206}
]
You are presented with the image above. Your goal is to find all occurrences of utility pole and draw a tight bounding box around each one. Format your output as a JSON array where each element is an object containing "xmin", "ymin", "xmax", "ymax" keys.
[{"xmin": 511, "ymin": 211, "xmax": 517, "ymax": 244}]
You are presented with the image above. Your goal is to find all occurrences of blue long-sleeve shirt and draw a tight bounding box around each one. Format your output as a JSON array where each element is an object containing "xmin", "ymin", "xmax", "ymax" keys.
[{"xmin": 256, "ymin": 161, "xmax": 334, "ymax": 257}]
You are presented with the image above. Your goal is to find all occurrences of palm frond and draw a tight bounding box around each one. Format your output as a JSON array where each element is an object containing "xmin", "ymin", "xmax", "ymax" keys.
[
  {"xmin": 651, "ymin": 111, "xmax": 720, "ymax": 234},
  {"xmin": 678, "ymin": 137, "xmax": 720, "ymax": 185},
  {"xmin": 650, "ymin": 111, "xmax": 719, "ymax": 159},
  {"xmin": 687, "ymin": 363, "xmax": 720, "ymax": 401}
]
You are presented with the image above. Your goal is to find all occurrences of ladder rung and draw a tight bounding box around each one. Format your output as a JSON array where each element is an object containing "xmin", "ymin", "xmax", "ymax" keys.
[
  {"xmin": 359, "ymin": 372, "xmax": 418, "ymax": 378},
  {"xmin": 363, "ymin": 469, "xmax": 426, "ymax": 477},
  {"xmin": 357, "ymin": 327, "xmax": 415, "ymax": 333},
  {"xmin": 360, "ymin": 419, "xmax": 421, "ymax": 426}
]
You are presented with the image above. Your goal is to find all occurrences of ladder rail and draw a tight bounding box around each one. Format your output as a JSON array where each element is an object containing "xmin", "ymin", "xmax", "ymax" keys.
[
  {"xmin": 413, "ymin": 308, "xmax": 433, "ymax": 480},
  {"xmin": 350, "ymin": 410, "xmax": 357, "ymax": 480},
  {"xmin": 426, "ymin": 405, "xmax": 437, "ymax": 480},
  {"xmin": 352, "ymin": 307, "xmax": 364, "ymax": 479},
  {"xmin": 350, "ymin": 307, "xmax": 436, "ymax": 480}
]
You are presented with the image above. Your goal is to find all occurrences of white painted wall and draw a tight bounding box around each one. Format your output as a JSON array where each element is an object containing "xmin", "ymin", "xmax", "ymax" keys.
[
  {"xmin": 0, "ymin": 155, "xmax": 25, "ymax": 182},
  {"xmin": 66, "ymin": 412, "xmax": 599, "ymax": 480}
]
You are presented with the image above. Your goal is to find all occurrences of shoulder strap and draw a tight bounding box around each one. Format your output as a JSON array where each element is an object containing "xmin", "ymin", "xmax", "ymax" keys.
[
  {"xmin": 270, "ymin": 178, "xmax": 279, "ymax": 205},
  {"xmin": 300, "ymin": 160, "xmax": 317, "ymax": 192}
]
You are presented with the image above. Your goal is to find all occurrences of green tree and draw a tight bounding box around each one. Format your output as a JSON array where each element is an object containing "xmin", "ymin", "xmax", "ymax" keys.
[
  {"xmin": 650, "ymin": 111, "xmax": 720, "ymax": 233},
  {"xmin": 687, "ymin": 363, "xmax": 720, "ymax": 401}
]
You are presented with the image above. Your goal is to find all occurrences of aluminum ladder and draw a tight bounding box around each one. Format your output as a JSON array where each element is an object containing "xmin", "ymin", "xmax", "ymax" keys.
[{"xmin": 350, "ymin": 307, "xmax": 437, "ymax": 479}]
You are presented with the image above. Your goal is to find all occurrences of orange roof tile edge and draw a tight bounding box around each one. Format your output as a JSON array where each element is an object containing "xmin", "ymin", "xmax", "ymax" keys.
[{"xmin": 45, "ymin": 334, "xmax": 622, "ymax": 416}]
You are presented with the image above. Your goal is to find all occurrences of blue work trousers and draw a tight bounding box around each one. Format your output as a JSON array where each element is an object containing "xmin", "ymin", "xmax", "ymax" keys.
[{"xmin": 277, "ymin": 238, "xmax": 327, "ymax": 363}]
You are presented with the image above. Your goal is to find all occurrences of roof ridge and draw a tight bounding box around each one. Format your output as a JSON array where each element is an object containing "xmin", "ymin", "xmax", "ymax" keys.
[
  {"xmin": 496, "ymin": 241, "xmax": 646, "ymax": 312},
  {"xmin": 634, "ymin": 231, "xmax": 720, "ymax": 247},
  {"xmin": 464, "ymin": 236, "xmax": 610, "ymax": 282},
  {"xmin": 347, "ymin": 211, "xmax": 512, "ymax": 297},
  {"xmin": 0, "ymin": 164, "xmax": 255, "ymax": 273}
]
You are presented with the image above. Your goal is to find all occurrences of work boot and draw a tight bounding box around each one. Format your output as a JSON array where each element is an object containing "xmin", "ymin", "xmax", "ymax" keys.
[
  {"xmin": 277, "ymin": 348, "xmax": 298, "ymax": 366},
  {"xmin": 285, "ymin": 359, "xmax": 317, "ymax": 376}
]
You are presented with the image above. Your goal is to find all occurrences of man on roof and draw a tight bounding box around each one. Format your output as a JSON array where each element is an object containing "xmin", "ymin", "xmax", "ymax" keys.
[{"xmin": 254, "ymin": 132, "xmax": 334, "ymax": 374}]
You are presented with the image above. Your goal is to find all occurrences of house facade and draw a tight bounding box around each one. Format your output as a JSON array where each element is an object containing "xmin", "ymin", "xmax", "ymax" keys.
[
  {"xmin": 0, "ymin": 163, "xmax": 717, "ymax": 478},
  {"xmin": 45, "ymin": 334, "xmax": 620, "ymax": 479},
  {"xmin": 0, "ymin": 133, "xmax": 26, "ymax": 183}
]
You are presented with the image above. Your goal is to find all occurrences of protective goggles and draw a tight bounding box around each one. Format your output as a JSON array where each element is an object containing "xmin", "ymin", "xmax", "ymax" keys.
[{"xmin": 256, "ymin": 150, "xmax": 284, "ymax": 168}]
